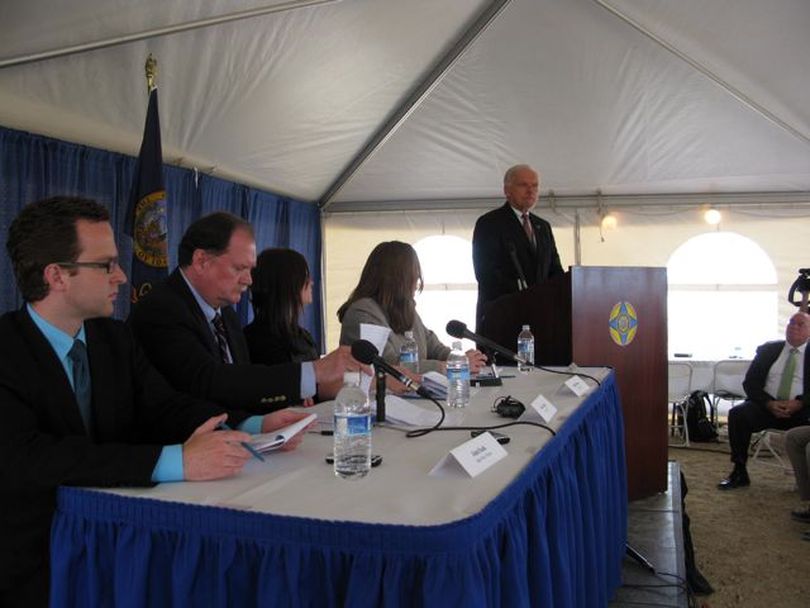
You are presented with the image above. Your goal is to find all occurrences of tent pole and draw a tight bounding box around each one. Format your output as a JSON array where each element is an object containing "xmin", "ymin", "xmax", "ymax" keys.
[{"xmin": 318, "ymin": 0, "xmax": 515, "ymax": 210}]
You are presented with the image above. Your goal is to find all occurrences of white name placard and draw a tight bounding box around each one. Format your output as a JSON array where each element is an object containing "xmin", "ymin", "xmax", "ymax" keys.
[
  {"xmin": 564, "ymin": 375, "xmax": 590, "ymax": 397},
  {"xmin": 429, "ymin": 432, "xmax": 507, "ymax": 478},
  {"xmin": 521, "ymin": 394, "xmax": 557, "ymax": 423}
]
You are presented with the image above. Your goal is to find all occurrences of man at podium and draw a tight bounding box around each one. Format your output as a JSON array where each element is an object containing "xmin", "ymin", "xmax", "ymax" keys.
[{"xmin": 472, "ymin": 164, "xmax": 563, "ymax": 330}]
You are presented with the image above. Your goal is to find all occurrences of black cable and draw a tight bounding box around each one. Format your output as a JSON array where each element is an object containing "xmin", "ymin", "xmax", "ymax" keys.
[
  {"xmin": 404, "ymin": 392, "xmax": 556, "ymax": 438},
  {"xmin": 621, "ymin": 570, "xmax": 696, "ymax": 606},
  {"xmin": 529, "ymin": 364, "xmax": 602, "ymax": 386}
]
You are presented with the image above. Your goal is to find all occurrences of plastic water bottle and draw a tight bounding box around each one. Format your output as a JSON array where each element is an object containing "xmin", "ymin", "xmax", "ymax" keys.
[
  {"xmin": 399, "ymin": 330, "xmax": 419, "ymax": 373},
  {"xmin": 446, "ymin": 341, "xmax": 470, "ymax": 408},
  {"xmin": 517, "ymin": 324, "xmax": 534, "ymax": 372},
  {"xmin": 333, "ymin": 372, "xmax": 372, "ymax": 480}
]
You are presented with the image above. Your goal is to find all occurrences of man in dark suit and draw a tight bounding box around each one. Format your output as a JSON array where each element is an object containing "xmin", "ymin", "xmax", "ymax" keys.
[
  {"xmin": 129, "ymin": 212, "xmax": 357, "ymax": 413},
  {"xmin": 0, "ymin": 197, "xmax": 311, "ymax": 607},
  {"xmin": 472, "ymin": 164, "xmax": 564, "ymax": 331},
  {"xmin": 718, "ymin": 312, "xmax": 810, "ymax": 490}
]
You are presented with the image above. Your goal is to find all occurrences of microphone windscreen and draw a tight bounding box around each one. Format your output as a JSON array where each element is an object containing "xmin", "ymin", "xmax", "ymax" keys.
[
  {"xmin": 446, "ymin": 320, "xmax": 467, "ymax": 338},
  {"xmin": 351, "ymin": 339, "xmax": 379, "ymax": 365}
]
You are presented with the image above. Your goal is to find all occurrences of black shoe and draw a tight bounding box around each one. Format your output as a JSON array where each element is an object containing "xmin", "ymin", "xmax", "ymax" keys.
[
  {"xmin": 717, "ymin": 467, "xmax": 750, "ymax": 490},
  {"xmin": 802, "ymin": 531, "xmax": 810, "ymax": 542},
  {"xmin": 791, "ymin": 506, "xmax": 810, "ymax": 523}
]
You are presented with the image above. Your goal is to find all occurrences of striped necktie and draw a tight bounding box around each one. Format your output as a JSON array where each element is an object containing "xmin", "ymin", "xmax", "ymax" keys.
[
  {"xmin": 67, "ymin": 339, "xmax": 93, "ymax": 435},
  {"xmin": 212, "ymin": 312, "xmax": 231, "ymax": 363},
  {"xmin": 776, "ymin": 348, "xmax": 798, "ymax": 400},
  {"xmin": 522, "ymin": 213, "xmax": 535, "ymax": 249}
]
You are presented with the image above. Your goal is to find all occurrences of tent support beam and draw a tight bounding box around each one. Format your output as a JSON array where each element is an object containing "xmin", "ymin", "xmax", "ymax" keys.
[
  {"xmin": 322, "ymin": 190, "xmax": 810, "ymax": 213},
  {"xmin": 0, "ymin": 0, "xmax": 340, "ymax": 69},
  {"xmin": 592, "ymin": 0, "xmax": 810, "ymax": 149},
  {"xmin": 318, "ymin": 0, "xmax": 514, "ymax": 210}
]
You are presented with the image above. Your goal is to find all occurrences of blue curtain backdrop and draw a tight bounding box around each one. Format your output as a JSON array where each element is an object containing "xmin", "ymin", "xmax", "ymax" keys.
[{"xmin": 0, "ymin": 126, "xmax": 322, "ymax": 347}]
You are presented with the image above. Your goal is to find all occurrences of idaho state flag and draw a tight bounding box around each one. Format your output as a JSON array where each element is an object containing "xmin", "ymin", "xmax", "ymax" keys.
[{"xmin": 126, "ymin": 88, "xmax": 168, "ymax": 304}]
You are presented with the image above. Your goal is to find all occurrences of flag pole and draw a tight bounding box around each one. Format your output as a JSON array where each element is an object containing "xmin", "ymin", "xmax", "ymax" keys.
[{"xmin": 126, "ymin": 53, "xmax": 168, "ymax": 307}]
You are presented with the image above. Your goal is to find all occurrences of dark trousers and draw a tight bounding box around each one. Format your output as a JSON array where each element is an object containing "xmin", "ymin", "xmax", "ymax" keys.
[{"xmin": 727, "ymin": 400, "xmax": 810, "ymax": 465}]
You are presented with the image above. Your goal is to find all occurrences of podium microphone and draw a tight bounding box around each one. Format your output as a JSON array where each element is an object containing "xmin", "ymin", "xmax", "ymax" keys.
[
  {"xmin": 445, "ymin": 320, "xmax": 529, "ymax": 366},
  {"xmin": 351, "ymin": 340, "xmax": 433, "ymax": 399}
]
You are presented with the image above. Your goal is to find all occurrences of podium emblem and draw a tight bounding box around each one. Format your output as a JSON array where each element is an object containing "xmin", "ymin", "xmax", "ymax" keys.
[{"xmin": 608, "ymin": 301, "xmax": 638, "ymax": 347}]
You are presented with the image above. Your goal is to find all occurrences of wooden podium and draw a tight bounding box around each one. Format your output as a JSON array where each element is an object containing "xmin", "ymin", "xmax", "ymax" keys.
[{"xmin": 478, "ymin": 266, "xmax": 668, "ymax": 501}]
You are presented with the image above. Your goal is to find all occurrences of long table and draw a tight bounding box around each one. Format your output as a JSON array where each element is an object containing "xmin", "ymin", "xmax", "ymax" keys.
[{"xmin": 50, "ymin": 369, "xmax": 627, "ymax": 607}]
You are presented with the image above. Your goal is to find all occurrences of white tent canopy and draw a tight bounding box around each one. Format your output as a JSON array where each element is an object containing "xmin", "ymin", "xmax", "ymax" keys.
[
  {"xmin": 2, "ymin": 0, "xmax": 809, "ymax": 210},
  {"xmin": 3, "ymin": 0, "xmax": 809, "ymax": 353}
]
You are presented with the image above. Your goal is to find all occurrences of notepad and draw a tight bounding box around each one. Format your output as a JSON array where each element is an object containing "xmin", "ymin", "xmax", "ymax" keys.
[{"xmin": 248, "ymin": 413, "xmax": 317, "ymax": 454}]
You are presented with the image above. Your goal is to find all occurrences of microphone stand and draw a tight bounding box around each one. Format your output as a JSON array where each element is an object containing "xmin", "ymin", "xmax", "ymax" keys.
[{"xmin": 374, "ymin": 363, "xmax": 386, "ymax": 423}]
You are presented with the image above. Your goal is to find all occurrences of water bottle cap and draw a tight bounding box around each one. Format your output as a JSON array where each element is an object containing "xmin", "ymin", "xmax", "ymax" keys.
[
  {"xmin": 522, "ymin": 324, "xmax": 530, "ymax": 330},
  {"xmin": 452, "ymin": 340, "xmax": 462, "ymax": 350},
  {"xmin": 404, "ymin": 330, "xmax": 414, "ymax": 339}
]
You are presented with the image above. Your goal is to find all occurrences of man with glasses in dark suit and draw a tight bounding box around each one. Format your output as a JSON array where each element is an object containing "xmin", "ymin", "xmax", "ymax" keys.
[{"xmin": 0, "ymin": 197, "xmax": 310, "ymax": 607}]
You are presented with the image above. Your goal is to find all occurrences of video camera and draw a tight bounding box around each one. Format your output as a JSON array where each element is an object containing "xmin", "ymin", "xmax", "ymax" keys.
[{"xmin": 788, "ymin": 268, "xmax": 810, "ymax": 311}]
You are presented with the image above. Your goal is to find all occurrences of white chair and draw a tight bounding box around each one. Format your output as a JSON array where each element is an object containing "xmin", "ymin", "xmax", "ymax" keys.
[
  {"xmin": 710, "ymin": 360, "xmax": 748, "ymax": 427},
  {"xmin": 751, "ymin": 430, "xmax": 793, "ymax": 474},
  {"xmin": 668, "ymin": 362, "xmax": 693, "ymax": 446}
]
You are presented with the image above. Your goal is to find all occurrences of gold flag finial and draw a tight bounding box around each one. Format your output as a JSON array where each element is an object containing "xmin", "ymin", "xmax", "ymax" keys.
[{"xmin": 145, "ymin": 54, "xmax": 157, "ymax": 93}]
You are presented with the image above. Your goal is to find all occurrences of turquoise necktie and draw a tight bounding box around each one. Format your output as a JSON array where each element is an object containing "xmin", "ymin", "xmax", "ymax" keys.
[
  {"xmin": 68, "ymin": 339, "xmax": 93, "ymax": 435},
  {"xmin": 776, "ymin": 348, "xmax": 798, "ymax": 400}
]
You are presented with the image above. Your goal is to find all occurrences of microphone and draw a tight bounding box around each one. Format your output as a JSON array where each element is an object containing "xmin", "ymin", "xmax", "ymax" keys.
[
  {"xmin": 506, "ymin": 241, "xmax": 528, "ymax": 291},
  {"xmin": 445, "ymin": 320, "xmax": 529, "ymax": 366},
  {"xmin": 351, "ymin": 340, "xmax": 433, "ymax": 399}
]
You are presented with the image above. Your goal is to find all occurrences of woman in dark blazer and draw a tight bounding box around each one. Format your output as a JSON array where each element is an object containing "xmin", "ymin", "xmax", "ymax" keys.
[{"xmin": 244, "ymin": 249, "xmax": 319, "ymax": 366}]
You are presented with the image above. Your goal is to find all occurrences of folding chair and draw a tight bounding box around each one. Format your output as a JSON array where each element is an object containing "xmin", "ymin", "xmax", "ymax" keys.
[
  {"xmin": 668, "ymin": 362, "xmax": 693, "ymax": 446},
  {"xmin": 710, "ymin": 360, "xmax": 748, "ymax": 428},
  {"xmin": 751, "ymin": 429, "xmax": 793, "ymax": 474}
]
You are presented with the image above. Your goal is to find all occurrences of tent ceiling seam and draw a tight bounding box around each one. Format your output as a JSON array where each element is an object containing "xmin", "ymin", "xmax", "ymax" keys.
[
  {"xmin": 0, "ymin": 0, "xmax": 340, "ymax": 69},
  {"xmin": 317, "ymin": 0, "xmax": 514, "ymax": 211},
  {"xmin": 593, "ymin": 0, "xmax": 810, "ymax": 149}
]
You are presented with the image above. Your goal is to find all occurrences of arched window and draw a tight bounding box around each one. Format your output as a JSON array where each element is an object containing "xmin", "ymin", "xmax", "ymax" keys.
[
  {"xmin": 667, "ymin": 232, "xmax": 777, "ymax": 360},
  {"xmin": 413, "ymin": 235, "xmax": 477, "ymax": 346}
]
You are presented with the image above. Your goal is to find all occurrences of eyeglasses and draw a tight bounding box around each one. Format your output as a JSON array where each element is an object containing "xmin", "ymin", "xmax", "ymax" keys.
[{"xmin": 56, "ymin": 259, "xmax": 120, "ymax": 275}]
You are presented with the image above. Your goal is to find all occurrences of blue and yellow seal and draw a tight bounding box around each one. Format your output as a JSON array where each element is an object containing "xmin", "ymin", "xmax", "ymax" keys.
[{"xmin": 608, "ymin": 301, "xmax": 638, "ymax": 347}]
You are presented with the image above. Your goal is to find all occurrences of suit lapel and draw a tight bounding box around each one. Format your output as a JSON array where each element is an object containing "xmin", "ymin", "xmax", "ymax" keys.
[
  {"xmin": 85, "ymin": 320, "xmax": 116, "ymax": 438},
  {"xmin": 168, "ymin": 269, "xmax": 222, "ymax": 358},
  {"xmin": 17, "ymin": 308, "xmax": 88, "ymax": 435},
  {"xmin": 223, "ymin": 308, "xmax": 249, "ymax": 364}
]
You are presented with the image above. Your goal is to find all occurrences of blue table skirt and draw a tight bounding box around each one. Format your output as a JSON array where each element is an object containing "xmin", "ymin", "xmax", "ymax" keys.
[{"xmin": 51, "ymin": 374, "xmax": 627, "ymax": 607}]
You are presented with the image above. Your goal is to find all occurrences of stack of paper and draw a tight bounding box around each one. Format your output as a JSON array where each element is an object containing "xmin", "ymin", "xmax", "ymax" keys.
[
  {"xmin": 248, "ymin": 413, "xmax": 317, "ymax": 454},
  {"xmin": 420, "ymin": 371, "xmax": 448, "ymax": 400}
]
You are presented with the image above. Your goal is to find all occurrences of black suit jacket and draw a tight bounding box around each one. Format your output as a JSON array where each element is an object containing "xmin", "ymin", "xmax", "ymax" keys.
[
  {"xmin": 0, "ymin": 308, "xmax": 238, "ymax": 589},
  {"xmin": 129, "ymin": 269, "xmax": 301, "ymax": 412},
  {"xmin": 743, "ymin": 340, "xmax": 810, "ymax": 408},
  {"xmin": 472, "ymin": 202, "xmax": 563, "ymax": 327},
  {"xmin": 243, "ymin": 322, "xmax": 319, "ymax": 366}
]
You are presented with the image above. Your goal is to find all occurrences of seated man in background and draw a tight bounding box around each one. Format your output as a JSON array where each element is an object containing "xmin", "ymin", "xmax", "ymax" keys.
[
  {"xmin": 785, "ymin": 425, "xmax": 810, "ymax": 539},
  {"xmin": 718, "ymin": 312, "xmax": 810, "ymax": 490},
  {"xmin": 129, "ymin": 212, "xmax": 362, "ymax": 412},
  {"xmin": 0, "ymin": 197, "xmax": 311, "ymax": 607}
]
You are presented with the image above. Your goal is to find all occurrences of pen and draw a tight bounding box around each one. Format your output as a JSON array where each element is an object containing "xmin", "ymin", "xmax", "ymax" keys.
[{"xmin": 216, "ymin": 421, "xmax": 265, "ymax": 462}]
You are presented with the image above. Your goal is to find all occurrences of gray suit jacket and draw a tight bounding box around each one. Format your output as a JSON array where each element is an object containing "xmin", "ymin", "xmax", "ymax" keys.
[{"xmin": 338, "ymin": 297, "xmax": 451, "ymax": 372}]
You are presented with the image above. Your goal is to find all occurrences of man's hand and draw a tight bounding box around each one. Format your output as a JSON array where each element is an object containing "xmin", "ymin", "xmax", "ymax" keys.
[
  {"xmin": 183, "ymin": 414, "xmax": 251, "ymax": 480},
  {"xmin": 261, "ymin": 409, "xmax": 316, "ymax": 451},
  {"xmin": 384, "ymin": 366, "xmax": 420, "ymax": 394},
  {"xmin": 465, "ymin": 349, "xmax": 488, "ymax": 374},
  {"xmin": 766, "ymin": 399, "xmax": 800, "ymax": 418},
  {"xmin": 313, "ymin": 346, "xmax": 370, "ymax": 398}
]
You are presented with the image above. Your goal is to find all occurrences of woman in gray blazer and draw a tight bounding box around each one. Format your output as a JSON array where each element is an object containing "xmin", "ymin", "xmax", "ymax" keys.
[{"xmin": 337, "ymin": 241, "xmax": 486, "ymax": 374}]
